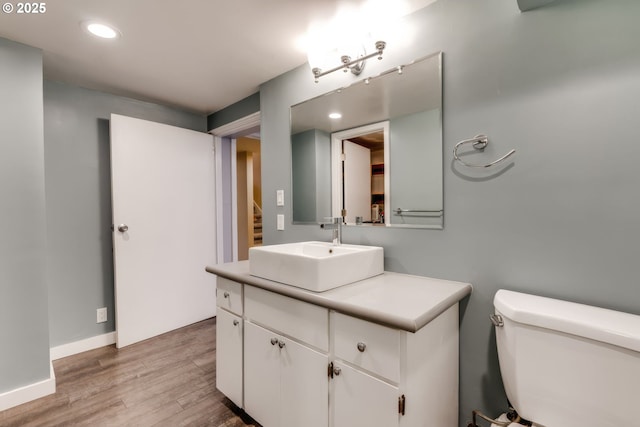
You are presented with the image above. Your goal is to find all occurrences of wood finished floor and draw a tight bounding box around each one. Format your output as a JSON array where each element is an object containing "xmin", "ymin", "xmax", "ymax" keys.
[{"xmin": 0, "ymin": 318, "xmax": 259, "ymax": 427}]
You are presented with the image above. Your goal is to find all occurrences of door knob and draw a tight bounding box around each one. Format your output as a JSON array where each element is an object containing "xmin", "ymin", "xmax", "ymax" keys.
[
  {"xmin": 117, "ymin": 224, "xmax": 129, "ymax": 232},
  {"xmin": 333, "ymin": 367, "xmax": 342, "ymax": 376},
  {"xmin": 270, "ymin": 337, "xmax": 278, "ymax": 346}
]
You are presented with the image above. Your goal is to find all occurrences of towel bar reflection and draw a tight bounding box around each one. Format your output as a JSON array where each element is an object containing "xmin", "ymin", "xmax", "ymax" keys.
[
  {"xmin": 394, "ymin": 208, "xmax": 443, "ymax": 218},
  {"xmin": 453, "ymin": 134, "xmax": 515, "ymax": 168}
]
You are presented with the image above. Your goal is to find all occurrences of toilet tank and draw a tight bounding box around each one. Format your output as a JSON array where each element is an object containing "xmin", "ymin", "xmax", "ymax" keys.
[{"xmin": 493, "ymin": 290, "xmax": 640, "ymax": 427}]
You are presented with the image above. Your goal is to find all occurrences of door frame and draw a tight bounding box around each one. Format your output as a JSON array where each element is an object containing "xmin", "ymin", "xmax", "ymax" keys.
[
  {"xmin": 331, "ymin": 121, "xmax": 390, "ymax": 224},
  {"xmin": 210, "ymin": 112, "xmax": 261, "ymax": 262}
]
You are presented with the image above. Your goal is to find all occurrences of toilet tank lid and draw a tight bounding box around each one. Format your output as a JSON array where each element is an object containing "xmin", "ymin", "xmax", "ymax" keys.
[{"xmin": 494, "ymin": 289, "xmax": 640, "ymax": 353}]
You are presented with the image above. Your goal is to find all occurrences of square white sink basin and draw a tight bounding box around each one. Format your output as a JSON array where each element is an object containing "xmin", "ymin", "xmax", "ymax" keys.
[{"xmin": 248, "ymin": 241, "xmax": 384, "ymax": 292}]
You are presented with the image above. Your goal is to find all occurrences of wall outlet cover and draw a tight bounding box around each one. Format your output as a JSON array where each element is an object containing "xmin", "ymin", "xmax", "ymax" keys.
[{"xmin": 96, "ymin": 307, "xmax": 107, "ymax": 323}]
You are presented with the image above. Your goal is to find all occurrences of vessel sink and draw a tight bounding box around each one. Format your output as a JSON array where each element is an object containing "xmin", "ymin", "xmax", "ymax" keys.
[{"xmin": 248, "ymin": 241, "xmax": 384, "ymax": 292}]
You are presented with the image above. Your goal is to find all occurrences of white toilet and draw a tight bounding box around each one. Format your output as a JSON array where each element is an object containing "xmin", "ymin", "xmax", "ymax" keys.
[{"xmin": 491, "ymin": 289, "xmax": 640, "ymax": 427}]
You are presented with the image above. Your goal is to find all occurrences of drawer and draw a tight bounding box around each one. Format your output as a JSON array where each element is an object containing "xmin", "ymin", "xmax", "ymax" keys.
[
  {"xmin": 244, "ymin": 285, "xmax": 329, "ymax": 352},
  {"xmin": 332, "ymin": 312, "xmax": 401, "ymax": 382},
  {"xmin": 216, "ymin": 276, "xmax": 243, "ymax": 315}
]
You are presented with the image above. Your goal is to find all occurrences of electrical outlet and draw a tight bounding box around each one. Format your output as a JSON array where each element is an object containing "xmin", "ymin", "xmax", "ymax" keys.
[{"xmin": 96, "ymin": 307, "xmax": 107, "ymax": 323}]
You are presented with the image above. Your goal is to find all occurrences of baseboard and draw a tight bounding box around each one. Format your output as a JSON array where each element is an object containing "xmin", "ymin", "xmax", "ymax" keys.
[
  {"xmin": 50, "ymin": 331, "xmax": 116, "ymax": 361},
  {"xmin": 0, "ymin": 332, "xmax": 116, "ymax": 412},
  {"xmin": 0, "ymin": 362, "xmax": 56, "ymax": 412}
]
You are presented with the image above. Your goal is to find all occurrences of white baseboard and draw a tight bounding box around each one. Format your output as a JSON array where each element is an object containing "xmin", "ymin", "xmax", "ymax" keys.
[
  {"xmin": 0, "ymin": 332, "xmax": 117, "ymax": 412},
  {"xmin": 50, "ymin": 331, "xmax": 116, "ymax": 361},
  {"xmin": 0, "ymin": 362, "xmax": 56, "ymax": 412}
]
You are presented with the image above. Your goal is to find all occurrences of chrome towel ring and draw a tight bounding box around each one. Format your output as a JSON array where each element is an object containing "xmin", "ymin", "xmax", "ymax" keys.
[{"xmin": 453, "ymin": 134, "xmax": 515, "ymax": 168}]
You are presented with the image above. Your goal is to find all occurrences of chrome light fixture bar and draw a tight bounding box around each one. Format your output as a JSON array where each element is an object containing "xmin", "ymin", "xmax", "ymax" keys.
[{"xmin": 312, "ymin": 41, "xmax": 386, "ymax": 83}]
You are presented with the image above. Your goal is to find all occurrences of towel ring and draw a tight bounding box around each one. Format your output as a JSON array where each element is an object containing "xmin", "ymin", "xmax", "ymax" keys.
[{"xmin": 453, "ymin": 134, "xmax": 515, "ymax": 168}]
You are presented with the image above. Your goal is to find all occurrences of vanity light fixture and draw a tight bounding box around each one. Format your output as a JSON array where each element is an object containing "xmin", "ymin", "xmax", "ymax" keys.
[
  {"xmin": 328, "ymin": 112, "xmax": 342, "ymax": 119},
  {"xmin": 83, "ymin": 21, "xmax": 121, "ymax": 39},
  {"xmin": 311, "ymin": 40, "xmax": 386, "ymax": 83}
]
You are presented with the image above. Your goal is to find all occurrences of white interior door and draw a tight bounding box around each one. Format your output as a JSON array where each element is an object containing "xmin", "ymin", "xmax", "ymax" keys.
[
  {"xmin": 343, "ymin": 140, "xmax": 371, "ymax": 223},
  {"xmin": 110, "ymin": 114, "xmax": 217, "ymax": 348}
]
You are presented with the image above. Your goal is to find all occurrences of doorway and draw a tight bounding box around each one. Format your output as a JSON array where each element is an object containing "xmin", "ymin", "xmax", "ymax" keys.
[
  {"xmin": 331, "ymin": 121, "xmax": 389, "ymax": 225},
  {"xmin": 236, "ymin": 135, "xmax": 262, "ymax": 260},
  {"xmin": 211, "ymin": 112, "xmax": 262, "ymax": 262}
]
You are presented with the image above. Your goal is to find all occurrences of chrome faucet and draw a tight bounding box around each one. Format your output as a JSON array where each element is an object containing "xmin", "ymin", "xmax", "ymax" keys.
[{"xmin": 321, "ymin": 217, "xmax": 342, "ymax": 245}]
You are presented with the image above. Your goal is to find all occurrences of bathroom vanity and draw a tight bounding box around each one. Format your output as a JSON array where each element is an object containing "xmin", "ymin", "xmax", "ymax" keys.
[{"xmin": 206, "ymin": 261, "xmax": 471, "ymax": 427}]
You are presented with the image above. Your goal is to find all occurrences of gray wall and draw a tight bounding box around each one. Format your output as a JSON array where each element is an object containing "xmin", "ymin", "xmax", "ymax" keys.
[
  {"xmin": 44, "ymin": 81, "xmax": 206, "ymax": 347},
  {"xmin": 259, "ymin": 0, "xmax": 640, "ymax": 424},
  {"xmin": 291, "ymin": 129, "xmax": 331, "ymax": 223},
  {"xmin": 207, "ymin": 92, "xmax": 260, "ymax": 132},
  {"xmin": 0, "ymin": 39, "xmax": 50, "ymax": 392},
  {"xmin": 389, "ymin": 108, "xmax": 442, "ymax": 227},
  {"xmin": 292, "ymin": 130, "xmax": 319, "ymax": 222}
]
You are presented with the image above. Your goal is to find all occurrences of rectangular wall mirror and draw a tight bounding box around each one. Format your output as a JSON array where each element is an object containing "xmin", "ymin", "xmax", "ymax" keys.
[{"xmin": 291, "ymin": 51, "xmax": 443, "ymax": 229}]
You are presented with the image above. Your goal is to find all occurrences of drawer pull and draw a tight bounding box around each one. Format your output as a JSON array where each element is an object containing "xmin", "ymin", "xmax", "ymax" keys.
[
  {"xmin": 233, "ymin": 319, "xmax": 239, "ymax": 326},
  {"xmin": 278, "ymin": 340, "xmax": 286, "ymax": 349},
  {"xmin": 357, "ymin": 342, "xmax": 367, "ymax": 352},
  {"xmin": 333, "ymin": 366, "xmax": 342, "ymax": 376},
  {"xmin": 223, "ymin": 291, "xmax": 230, "ymax": 298},
  {"xmin": 270, "ymin": 337, "xmax": 279, "ymax": 346}
]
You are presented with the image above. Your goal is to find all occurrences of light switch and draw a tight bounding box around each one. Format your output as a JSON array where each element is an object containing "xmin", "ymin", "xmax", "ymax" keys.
[
  {"xmin": 277, "ymin": 214, "xmax": 285, "ymax": 230},
  {"xmin": 276, "ymin": 190, "xmax": 284, "ymax": 206}
]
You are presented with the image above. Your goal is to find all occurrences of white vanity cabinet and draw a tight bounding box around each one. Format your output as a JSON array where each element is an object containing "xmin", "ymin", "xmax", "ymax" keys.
[
  {"xmin": 243, "ymin": 286, "xmax": 329, "ymax": 427},
  {"xmin": 329, "ymin": 307, "xmax": 459, "ymax": 427},
  {"xmin": 209, "ymin": 265, "xmax": 470, "ymax": 427},
  {"xmin": 215, "ymin": 277, "xmax": 243, "ymax": 408}
]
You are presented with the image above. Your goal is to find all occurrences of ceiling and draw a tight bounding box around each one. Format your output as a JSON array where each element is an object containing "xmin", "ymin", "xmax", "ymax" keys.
[{"xmin": 0, "ymin": 0, "xmax": 437, "ymax": 115}]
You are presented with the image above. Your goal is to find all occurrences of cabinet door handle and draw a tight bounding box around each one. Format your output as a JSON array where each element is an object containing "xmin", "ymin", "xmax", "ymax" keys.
[
  {"xmin": 333, "ymin": 366, "xmax": 342, "ymax": 376},
  {"xmin": 270, "ymin": 337, "xmax": 278, "ymax": 346},
  {"xmin": 233, "ymin": 319, "xmax": 239, "ymax": 326},
  {"xmin": 357, "ymin": 342, "xmax": 367, "ymax": 352},
  {"xmin": 278, "ymin": 340, "xmax": 286, "ymax": 348},
  {"xmin": 223, "ymin": 291, "xmax": 230, "ymax": 298}
]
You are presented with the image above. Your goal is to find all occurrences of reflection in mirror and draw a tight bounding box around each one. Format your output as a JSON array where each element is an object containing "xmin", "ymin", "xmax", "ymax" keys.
[
  {"xmin": 331, "ymin": 122, "xmax": 389, "ymax": 225},
  {"xmin": 291, "ymin": 52, "xmax": 442, "ymax": 229}
]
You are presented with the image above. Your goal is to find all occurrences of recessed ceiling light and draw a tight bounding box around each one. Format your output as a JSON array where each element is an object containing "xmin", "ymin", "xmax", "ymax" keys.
[
  {"xmin": 329, "ymin": 112, "xmax": 342, "ymax": 119},
  {"xmin": 83, "ymin": 21, "xmax": 120, "ymax": 39}
]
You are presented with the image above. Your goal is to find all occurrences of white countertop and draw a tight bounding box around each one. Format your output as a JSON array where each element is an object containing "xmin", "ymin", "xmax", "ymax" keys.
[{"xmin": 206, "ymin": 261, "xmax": 472, "ymax": 332}]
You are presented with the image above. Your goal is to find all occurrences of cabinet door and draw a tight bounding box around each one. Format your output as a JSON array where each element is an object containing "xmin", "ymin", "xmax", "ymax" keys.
[
  {"xmin": 244, "ymin": 322, "xmax": 280, "ymax": 427},
  {"xmin": 331, "ymin": 362, "xmax": 400, "ymax": 427},
  {"xmin": 280, "ymin": 337, "xmax": 328, "ymax": 427},
  {"xmin": 216, "ymin": 309, "xmax": 243, "ymax": 408}
]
